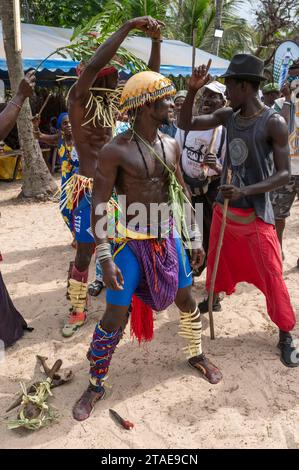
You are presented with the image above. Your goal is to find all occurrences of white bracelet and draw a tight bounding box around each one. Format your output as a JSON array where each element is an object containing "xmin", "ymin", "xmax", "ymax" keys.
[{"xmin": 95, "ymin": 242, "xmax": 112, "ymax": 264}]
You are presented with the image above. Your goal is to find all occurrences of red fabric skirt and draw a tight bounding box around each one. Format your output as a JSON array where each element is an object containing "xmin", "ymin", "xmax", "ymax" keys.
[{"xmin": 206, "ymin": 204, "xmax": 296, "ymax": 332}]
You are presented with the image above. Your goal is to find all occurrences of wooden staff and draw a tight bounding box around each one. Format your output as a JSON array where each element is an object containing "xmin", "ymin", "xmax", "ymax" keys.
[
  {"xmin": 208, "ymin": 168, "xmax": 232, "ymax": 340},
  {"xmin": 38, "ymin": 93, "xmax": 52, "ymax": 117},
  {"xmin": 208, "ymin": 127, "xmax": 218, "ymax": 154},
  {"xmin": 32, "ymin": 94, "xmax": 52, "ymax": 129}
]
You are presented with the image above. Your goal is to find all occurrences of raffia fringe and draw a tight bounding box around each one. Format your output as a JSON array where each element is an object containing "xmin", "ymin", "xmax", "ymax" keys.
[
  {"xmin": 59, "ymin": 174, "xmax": 93, "ymax": 212},
  {"xmin": 58, "ymin": 77, "xmax": 123, "ymax": 130},
  {"xmin": 59, "ymin": 173, "xmax": 120, "ymax": 214}
]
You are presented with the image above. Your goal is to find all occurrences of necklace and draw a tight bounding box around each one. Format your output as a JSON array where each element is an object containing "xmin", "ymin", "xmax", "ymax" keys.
[
  {"xmin": 134, "ymin": 133, "xmax": 167, "ymax": 179},
  {"xmin": 237, "ymin": 105, "xmax": 265, "ymax": 120}
]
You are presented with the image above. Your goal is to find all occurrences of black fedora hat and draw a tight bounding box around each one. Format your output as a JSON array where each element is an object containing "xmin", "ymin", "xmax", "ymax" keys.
[{"xmin": 221, "ymin": 54, "xmax": 266, "ymax": 81}]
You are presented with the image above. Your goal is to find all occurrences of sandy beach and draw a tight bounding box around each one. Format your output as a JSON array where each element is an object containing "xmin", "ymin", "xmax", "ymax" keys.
[{"xmin": 0, "ymin": 178, "xmax": 298, "ymax": 449}]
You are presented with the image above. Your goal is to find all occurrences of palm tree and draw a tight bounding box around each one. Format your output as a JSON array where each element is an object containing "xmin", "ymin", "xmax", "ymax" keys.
[
  {"xmin": 101, "ymin": 0, "xmax": 172, "ymax": 34},
  {"xmin": 168, "ymin": 0, "xmax": 211, "ymax": 44},
  {"xmin": 72, "ymin": 0, "xmax": 253, "ymax": 60},
  {"xmin": 173, "ymin": 0, "xmax": 253, "ymax": 59}
]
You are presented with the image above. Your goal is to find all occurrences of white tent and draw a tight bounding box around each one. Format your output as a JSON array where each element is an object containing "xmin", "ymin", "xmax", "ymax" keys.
[
  {"xmin": 0, "ymin": 22, "xmax": 229, "ymax": 76},
  {"xmin": 123, "ymin": 36, "xmax": 229, "ymax": 76}
]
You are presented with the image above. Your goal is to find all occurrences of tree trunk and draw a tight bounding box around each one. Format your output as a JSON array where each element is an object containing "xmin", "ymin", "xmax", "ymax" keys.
[
  {"xmin": 212, "ymin": 0, "xmax": 223, "ymax": 56},
  {"xmin": 0, "ymin": 0, "xmax": 57, "ymax": 198}
]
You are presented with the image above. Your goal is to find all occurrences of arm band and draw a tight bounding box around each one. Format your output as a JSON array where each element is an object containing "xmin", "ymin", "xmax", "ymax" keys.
[{"xmin": 95, "ymin": 242, "xmax": 112, "ymax": 264}]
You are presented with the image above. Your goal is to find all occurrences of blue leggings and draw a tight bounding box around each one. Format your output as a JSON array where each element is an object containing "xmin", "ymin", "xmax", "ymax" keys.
[{"xmin": 106, "ymin": 237, "xmax": 192, "ymax": 307}]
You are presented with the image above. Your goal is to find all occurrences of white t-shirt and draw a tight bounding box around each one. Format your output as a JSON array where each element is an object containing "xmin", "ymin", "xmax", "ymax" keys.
[
  {"xmin": 175, "ymin": 126, "xmax": 226, "ymax": 179},
  {"xmin": 274, "ymin": 97, "xmax": 299, "ymax": 175}
]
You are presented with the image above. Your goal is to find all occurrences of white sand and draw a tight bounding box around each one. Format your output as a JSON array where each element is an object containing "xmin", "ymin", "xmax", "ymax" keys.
[{"xmin": 0, "ymin": 179, "xmax": 298, "ymax": 449}]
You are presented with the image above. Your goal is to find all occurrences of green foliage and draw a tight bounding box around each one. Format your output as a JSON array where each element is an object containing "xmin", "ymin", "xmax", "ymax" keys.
[
  {"xmin": 34, "ymin": 7, "xmax": 147, "ymax": 73},
  {"xmin": 99, "ymin": 0, "xmax": 172, "ymax": 36},
  {"xmin": 68, "ymin": 13, "xmax": 147, "ymax": 73},
  {"xmin": 21, "ymin": 0, "xmax": 105, "ymax": 27}
]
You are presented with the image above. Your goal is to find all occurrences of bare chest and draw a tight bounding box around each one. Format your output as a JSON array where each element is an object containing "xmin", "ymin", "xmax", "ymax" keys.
[{"xmin": 122, "ymin": 139, "xmax": 176, "ymax": 180}]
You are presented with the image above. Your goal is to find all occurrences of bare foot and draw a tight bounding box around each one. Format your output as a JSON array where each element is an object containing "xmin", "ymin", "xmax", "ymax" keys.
[
  {"xmin": 188, "ymin": 355, "xmax": 223, "ymax": 384},
  {"xmin": 73, "ymin": 385, "xmax": 105, "ymax": 421}
]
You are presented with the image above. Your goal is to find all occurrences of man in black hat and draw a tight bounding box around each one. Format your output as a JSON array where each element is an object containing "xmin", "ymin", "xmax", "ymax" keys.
[{"xmin": 178, "ymin": 54, "xmax": 298, "ymax": 368}]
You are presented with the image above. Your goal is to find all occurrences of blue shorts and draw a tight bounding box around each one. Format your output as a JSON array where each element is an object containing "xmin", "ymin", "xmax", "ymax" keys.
[
  {"xmin": 73, "ymin": 194, "xmax": 95, "ymax": 243},
  {"xmin": 106, "ymin": 236, "xmax": 192, "ymax": 307}
]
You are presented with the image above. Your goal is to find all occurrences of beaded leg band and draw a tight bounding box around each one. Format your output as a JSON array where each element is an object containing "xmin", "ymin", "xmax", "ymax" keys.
[{"xmin": 88, "ymin": 321, "xmax": 122, "ymax": 393}]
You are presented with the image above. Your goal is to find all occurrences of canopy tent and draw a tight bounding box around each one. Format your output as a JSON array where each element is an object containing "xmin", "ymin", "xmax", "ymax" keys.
[
  {"xmin": 123, "ymin": 36, "xmax": 229, "ymax": 77},
  {"xmin": 0, "ymin": 22, "xmax": 229, "ymax": 80}
]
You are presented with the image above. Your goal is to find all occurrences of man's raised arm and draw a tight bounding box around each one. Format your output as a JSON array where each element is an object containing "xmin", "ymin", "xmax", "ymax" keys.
[
  {"xmin": 73, "ymin": 17, "xmax": 163, "ymax": 101},
  {"xmin": 0, "ymin": 71, "xmax": 35, "ymax": 140},
  {"xmin": 147, "ymin": 23, "xmax": 164, "ymax": 72},
  {"xmin": 178, "ymin": 64, "xmax": 230, "ymax": 131}
]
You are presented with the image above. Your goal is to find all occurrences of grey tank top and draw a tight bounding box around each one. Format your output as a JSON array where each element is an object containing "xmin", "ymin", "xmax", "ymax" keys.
[{"xmin": 217, "ymin": 107, "xmax": 276, "ymax": 225}]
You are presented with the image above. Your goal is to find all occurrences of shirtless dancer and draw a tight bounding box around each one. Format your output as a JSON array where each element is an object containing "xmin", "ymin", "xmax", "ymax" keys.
[
  {"xmin": 73, "ymin": 70, "xmax": 222, "ymax": 421},
  {"xmin": 63, "ymin": 17, "xmax": 163, "ymax": 337}
]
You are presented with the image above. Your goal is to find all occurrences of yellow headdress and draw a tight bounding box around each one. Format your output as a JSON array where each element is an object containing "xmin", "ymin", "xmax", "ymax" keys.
[{"xmin": 119, "ymin": 71, "xmax": 176, "ymax": 113}]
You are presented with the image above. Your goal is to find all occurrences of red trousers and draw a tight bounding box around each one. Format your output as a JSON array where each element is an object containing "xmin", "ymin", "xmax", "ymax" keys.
[{"xmin": 206, "ymin": 204, "xmax": 296, "ymax": 332}]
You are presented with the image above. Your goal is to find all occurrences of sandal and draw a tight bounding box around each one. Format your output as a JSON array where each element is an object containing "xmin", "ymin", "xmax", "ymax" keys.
[
  {"xmin": 198, "ymin": 297, "xmax": 222, "ymax": 314},
  {"xmin": 88, "ymin": 279, "xmax": 105, "ymax": 297},
  {"xmin": 73, "ymin": 385, "xmax": 105, "ymax": 421},
  {"xmin": 188, "ymin": 355, "xmax": 223, "ymax": 384}
]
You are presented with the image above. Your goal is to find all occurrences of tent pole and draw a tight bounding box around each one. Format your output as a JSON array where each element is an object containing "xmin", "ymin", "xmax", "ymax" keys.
[
  {"xmin": 13, "ymin": 0, "xmax": 22, "ymax": 53},
  {"xmin": 192, "ymin": 29, "xmax": 197, "ymax": 73}
]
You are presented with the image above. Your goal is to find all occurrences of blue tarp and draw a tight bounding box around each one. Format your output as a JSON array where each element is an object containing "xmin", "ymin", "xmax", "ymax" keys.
[
  {"xmin": 0, "ymin": 58, "xmax": 226, "ymax": 78},
  {"xmin": 0, "ymin": 58, "xmax": 79, "ymax": 73}
]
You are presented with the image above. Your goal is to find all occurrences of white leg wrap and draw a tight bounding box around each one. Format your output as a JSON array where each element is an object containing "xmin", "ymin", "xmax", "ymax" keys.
[{"xmin": 178, "ymin": 306, "xmax": 202, "ymax": 358}]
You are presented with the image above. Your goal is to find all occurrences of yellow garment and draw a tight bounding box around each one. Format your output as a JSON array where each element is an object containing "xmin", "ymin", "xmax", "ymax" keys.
[
  {"xmin": 0, "ymin": 145, "xmax": 22, "ymax": 180},
  {"xmin": 115, "ymin": 221, "xmax": 157, "ymax": 241},
  {"xmin": 119, "ymin": 71, "xmax": 176, "ymax": 112}
]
